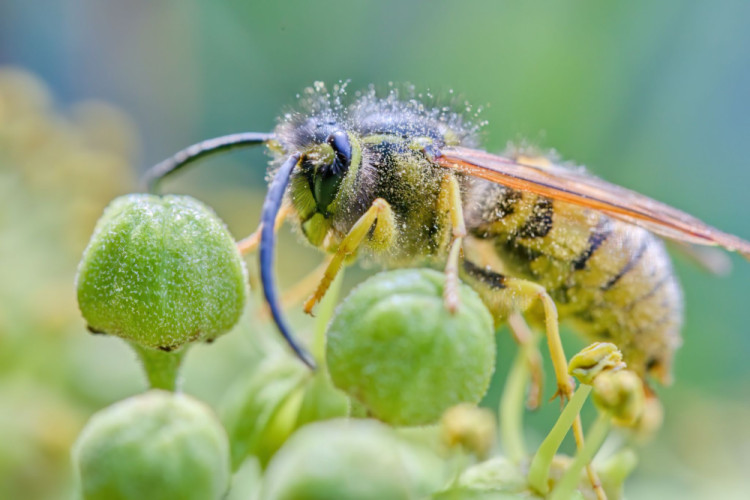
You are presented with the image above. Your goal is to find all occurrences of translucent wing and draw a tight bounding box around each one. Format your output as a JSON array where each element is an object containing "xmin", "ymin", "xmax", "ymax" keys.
[
  {"xmin": 437, "ymin": 146, "xmax": 750, "ymax": 259},
  {"xmin": 667, "ymin": 241, "xmax": 732, "ymax": 275}
]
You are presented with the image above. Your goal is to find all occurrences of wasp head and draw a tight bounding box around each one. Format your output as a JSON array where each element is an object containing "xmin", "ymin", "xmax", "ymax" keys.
[
  {"xmin": 271, "ymin": 115, "xmax": 360, "ymax": 247},
  {"xmin": 300, "ymin": 129, "xmax": 352, "ymax": 216}
]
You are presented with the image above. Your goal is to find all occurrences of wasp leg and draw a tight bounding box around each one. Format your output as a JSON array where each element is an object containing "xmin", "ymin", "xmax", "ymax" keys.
[
  {"xmin": 303, "ymin": 198, "xmax": 395, "ymax": 315},
  {"xmin": 504, "ymin": 278, "xmax": 606, "ymax": 499},
  {"xmin": 462, "ymin": 264, "xmax": 605, "ymax": 499},
  {"xmin": 256, "ymin": 257, "xmax": 333, "ymax": 322},
  {"xmin": 462, "ymin": 261, "xmax": 544, "ymax": 409},
  {"xmin": 436, "ymin": 173, "xmax": 467, "ymax": 312},
  {"xmin": 501, "ymin": 278, "xmax": 576, "ymax": 400},
  {"xmin": 507, "ymin": 313, "xmax": 544, "ymax": 410},
  {"xmin": 461, "ymin": 262, "xmax": 573, "ymax": 400},
  {"xmin": 504, "ymin": 278, "xmax": 605, "ymax": 499},
  {"xmin": 280, "ymin": 257, "xmax": 332, "ymax": 311},
  {"xmin": 237, "ymin": 203, "xmax": 294, "ymax": 255}
]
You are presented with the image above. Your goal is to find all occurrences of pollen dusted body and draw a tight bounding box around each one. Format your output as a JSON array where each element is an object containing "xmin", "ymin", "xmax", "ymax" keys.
[
  {"xmin": 140, "ymin": 82, "xmax": 750, "ymax": 500},
  {"xmin": 463, "ymin": 173, "xmax": 683, "ymax": 384},
  {"xmin": 273, "ymin": 87, "xmax": 683, "ymax": 385}
]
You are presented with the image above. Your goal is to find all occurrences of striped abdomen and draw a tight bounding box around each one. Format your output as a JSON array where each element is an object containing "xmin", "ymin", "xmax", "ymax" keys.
[{"xmin": 463, "ymin": 177, "xmax": 683, "ymax": 384}]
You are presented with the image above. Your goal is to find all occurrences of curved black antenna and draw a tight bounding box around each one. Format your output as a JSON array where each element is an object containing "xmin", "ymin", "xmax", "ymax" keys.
[
  {"xmin": 259, "ymin": 153, "xmax": 317, "ymax": 369},
  {"xmin": 140, "ymin": 132, "xmax": 275, "ymax": 193}
]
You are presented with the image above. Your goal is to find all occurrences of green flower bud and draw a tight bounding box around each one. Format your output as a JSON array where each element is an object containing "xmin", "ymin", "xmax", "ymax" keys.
[
  {"xmin": 221, "ymin": 357, "xmax": 308, "ymax": 470},
  {"xmin": 392, "ymin": 429, "xmax": 451, "ymax": 497},
  {"xmin": 597, "ymin": 449, "xmax": 638, "ymax": 499},
  {"xmin": 326, "ymin": 269, "xmax": 496, "ymax": 426},
  {"xmin": 433, "ymin": 488, "xmax": 527, "ymax": 499},
  {"xmin": 547, "ymin": 455, "xmax": 600, "ymax": 500},
  {"xmin": 293, "ymin": 367, "xmax": 350, "ymax": 428},
  {"xmin": 221, "ymin": 355, "xmax": 349, "ymax": 470},
  {"xmin": 72, "ymin": 390, "xmax": 231, "ymax": 500},
  {"xmin": 261, "ymin": 419, "xmax": 417, "ymax": 500},
  {"xmin": 76, "ymin": 194, "xmax": 247, "ymax": 351},
  {"xmin": 568, "ymin": 342, "xmax": 624, "ymax": 385},
  {"xmin": 440, "ymin": 404, "xmax": 497, "ymax": 459},
  {"xmin": 438, "ymin": 456, "xmax": 526, "ymax": 498},
  {"xmin": 592, "ymin": 369, "xmax": 645, "ymax": 427},
  {"xmin": 630, "ymin": 393, "xmax": 664, "ymax": 440}
]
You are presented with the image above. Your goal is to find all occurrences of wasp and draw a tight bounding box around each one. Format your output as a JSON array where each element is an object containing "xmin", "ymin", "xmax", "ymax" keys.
[{"xmin": 142, "ymin": 82, "xmax": 750, "ymax": 401}]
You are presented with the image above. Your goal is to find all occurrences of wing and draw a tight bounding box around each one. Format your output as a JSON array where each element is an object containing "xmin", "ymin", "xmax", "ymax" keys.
[
  {"xmin": 666, "ymin": 241, "xmax": 732, "ymax": 275},
  {"xmin": 436, "ymin": 146, "xmax": 750, "ymax": 260}
]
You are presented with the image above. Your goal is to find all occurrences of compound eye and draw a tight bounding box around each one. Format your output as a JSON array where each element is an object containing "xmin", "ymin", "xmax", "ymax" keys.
[
  {"xmin": 326, "ymin": 130, "xmax": 352, "ymax": 175},
  {"xmin": 308, "ymin": 130, "xmax": 352, "ymax": 215}
]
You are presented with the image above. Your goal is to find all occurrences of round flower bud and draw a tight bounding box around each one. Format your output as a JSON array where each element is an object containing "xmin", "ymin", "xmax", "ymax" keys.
[
  {"xmin": 72, "ymin": 390, "xmax": 231, "ymax": 500},
  {"xmin": 221, "ymin": 356, "xmax": 348, "ymax": 470},
  {"xmin": 568, "ymin": 342, "xmax": 624, "ymax": 385},
  {"xmin": 221, "ymin": 357, "xmax": 308, "ymax": 470},
  {"xmin": 76, "ymin": 194, "xmax": 247, "ymax": 351},
  {"xmin": 261, "ymin": 419, "xmax": 415, "ymax": 500},
  {"xmin": 592, "ymin": 369, "xmax": 646, "ymax": 427},
  {"xmin": 630, "ymin": 393, "xmax": 664, "ymax": 440},
  {"xmin": 450, "ymin": 456, "xmax": 527, "ymax": 496},
  {"xmin": 440, "ymin": 403, "xmax": 497, "ymax": 459},
  {"xmin": 326, "ymin": 269, "xmax": 495, "ymax": 426}
]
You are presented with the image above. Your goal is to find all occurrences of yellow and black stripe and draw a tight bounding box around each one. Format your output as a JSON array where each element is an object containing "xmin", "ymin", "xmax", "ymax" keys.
[{"xmin": 463, "ymin": 162, "xmax": 683, "ymax": 384}]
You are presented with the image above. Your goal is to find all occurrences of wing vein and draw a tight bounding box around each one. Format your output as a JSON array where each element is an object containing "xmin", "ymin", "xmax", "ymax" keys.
[{"xmin": 436, "ymin": 146, "xmax": 750, "ymax": 259}]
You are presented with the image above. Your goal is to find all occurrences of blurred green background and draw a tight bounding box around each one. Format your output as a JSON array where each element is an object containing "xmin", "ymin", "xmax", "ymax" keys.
[{"xmin": 1, "ymin": 1, "xmax": 749, "ymax": 499}]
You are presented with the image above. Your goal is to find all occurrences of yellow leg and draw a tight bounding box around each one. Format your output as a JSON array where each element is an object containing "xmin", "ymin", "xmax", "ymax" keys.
[
  {"xmin": 462, "ymin": 264, "xmax": 605, "ymax": 498},
  {"xmin": 505, "ymin": 278, "xmax": 605, "ymax": 500},
  {"xmin": 257, "ymin": 257, "xmax": 333, "ymax": 320},
  {"xmin": 280, "ymin": 257, "xmax": 332, "ymax": 311},
  {"xmin": 507, "ymin": 313, "xmax": 544, "ymax": 410},
  {"xmin": 437, "ymin": 174, "xmax": 467, "ymax": 312},
  {"xmin": 303, "ymin": 198, "xmax": 395, "ymax": 315},
  {"xmin": 237, "ymin": 203, "xmax": 294, "ymax": 255},
  {"xmin": 504, "ymin": 278, "xmax": 575, "ymax": 400}
]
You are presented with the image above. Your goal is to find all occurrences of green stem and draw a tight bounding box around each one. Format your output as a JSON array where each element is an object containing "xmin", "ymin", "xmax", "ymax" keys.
[
  {"xmin": 598, "ymin": 448, "xmax": 638, "ymax": 494},
  {"xmin": 499, "ymin": 339, "xmax": 533, "ymax": 463},
  {"xmin": 130, "ymin": 342, "xmax": 188, "ymax": 391},
  {"xmin": 549, "ymin": 412, "xmax": 611, "ymax": 500},
  {"xmin": 312, "ymin": 270, "xmax": 344, "ymax": 365},
  {"xmin": 528, "ymin": 384, "xmax": 592, "ymax": 495}
]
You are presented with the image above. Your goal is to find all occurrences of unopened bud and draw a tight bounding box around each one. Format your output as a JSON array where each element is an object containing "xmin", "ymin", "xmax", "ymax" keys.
[
  {"xmin": 631, "ymin": 393, "xmax": 664, "ymax": 439},
  {"xmin": 76, "ymin": 194, "xmax": 247, "ymax": 351},
  {"xmin": 221, "ymin": 357, "xmax": 348, "ymax": 470},
  {"xmin": 326, "ymin": 269, "xmax": 495, "ymax": 426},
  {"xmin": 568, "ymin": 342, "xmax": 624, "ymax": 385},
  {"xmin": 440, "ymin": 403, "xmax": 496, "ymax": 459},
  {"xmin": 592, "ymin": 369, "xmax": 645, "ymax": 426},
  {"xmin": 73, "ymin": 390, "xmax": 230, "ymax": 500},
  {"xmin": 261, "ymin": 419, "xmax": 415, "ymax": 500}
]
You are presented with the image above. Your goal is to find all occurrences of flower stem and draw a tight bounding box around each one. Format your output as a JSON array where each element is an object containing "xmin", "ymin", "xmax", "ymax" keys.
[
  {"xmin": 313, "ymin": 270, "xmax": 343, "ymax": 365},
  {"xmin": 598, "ymin": 448, "xmax": 638, "ymax": 493},
  {"xmin": 499, "ymin": 337, "xmax": 533, "ymax": 462},
  {"xmin": 549, "ymin": 412, "xmax": 611, "ymax": 500},
  {"xmin": 528, "ymin": 384, "xmax": 592, "ymax": 495},
  {"xmin": 130, "ymin": 342, "xmax": 187, "ymax": 391}
]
